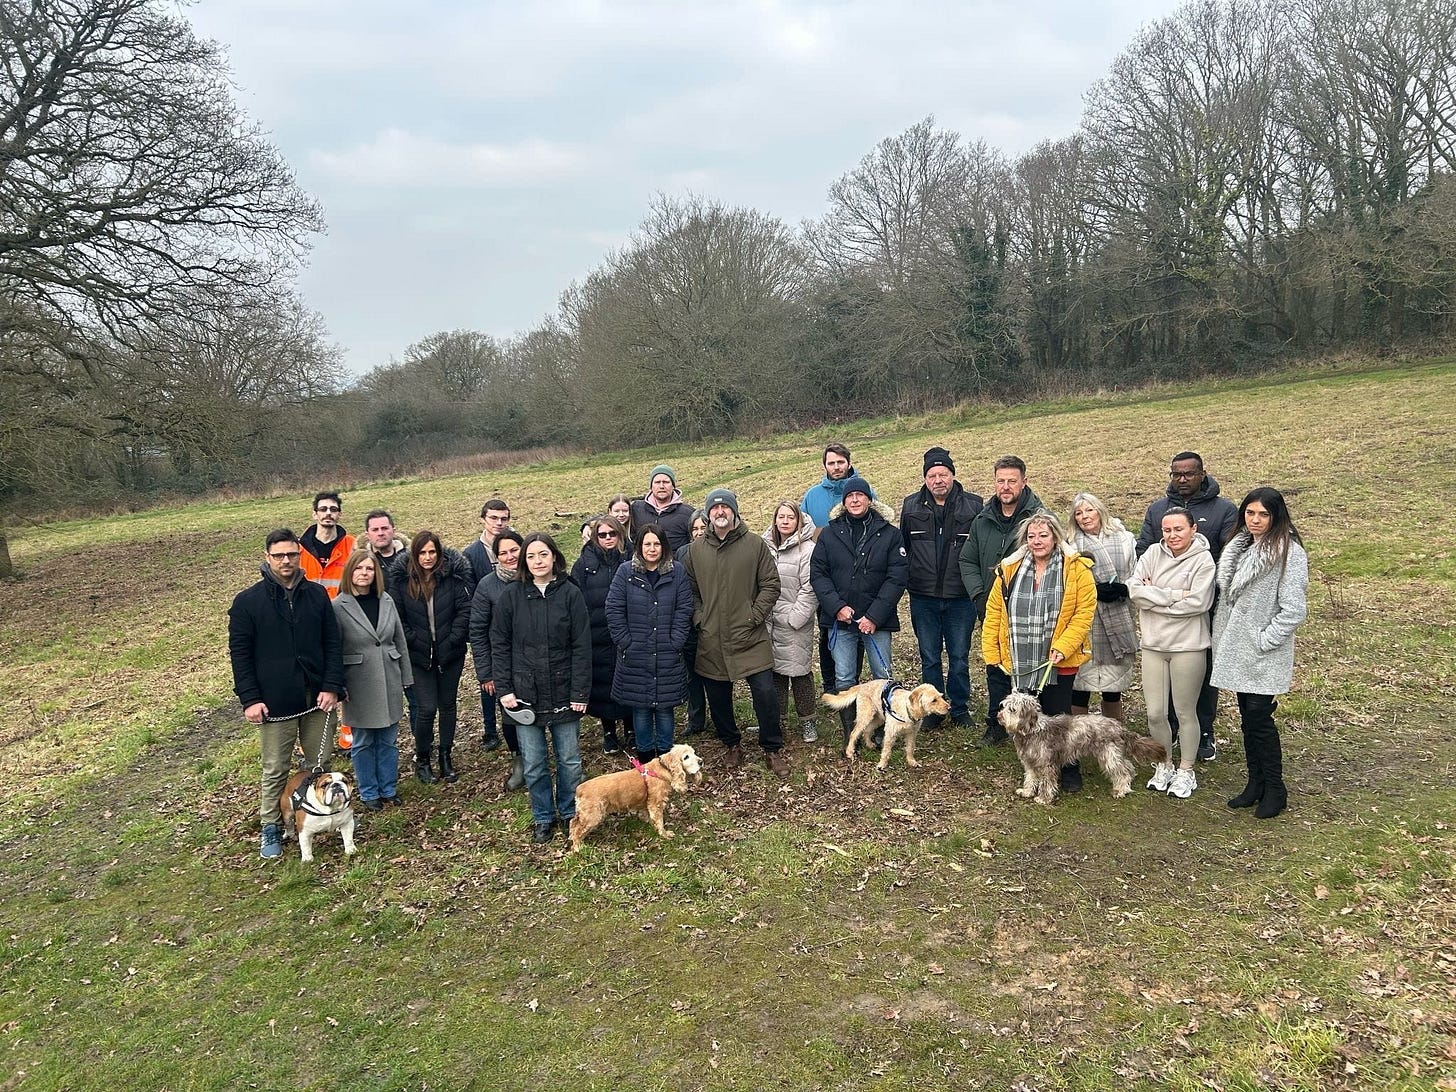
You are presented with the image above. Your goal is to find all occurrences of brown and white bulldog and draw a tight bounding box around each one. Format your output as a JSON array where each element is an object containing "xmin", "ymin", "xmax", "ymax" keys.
[{"xmin": 279, "ymin": 770, "xmax": 357, "ymax": 862}]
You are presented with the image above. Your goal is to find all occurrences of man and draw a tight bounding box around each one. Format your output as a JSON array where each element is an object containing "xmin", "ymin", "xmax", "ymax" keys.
[
  {"xmin": 802, "ymin": 443, "xmax": 875, "ymax": 694},
  {"xmin": 462, "ymin": 498, "xmax": 511, "ymax": 587},
  {"xmin": 362, "ymin": 508, "xmax": 410, "ymax": 582},
  {"xmin": 685, "ymin": 487, "xmax": 788, "ymax": 778},
  {"xmin": 900, "ymin": 447, "xmax": 983, "ymax": 729},
  {"xmin": 298, "ymin": 491, "xmax": 355, "ymax": 599},
  {"xmin": 1135, "ymin": 451, "xmax": 1239, "ymax": 761},
  {"xmin": 228, "ymin": 529, "xmax": 344, "ymax": 859},
  {"xmin": 811, "ymin": 475, "xmax": 908, "ymax": 743},
  {"xmin": 958, "ymin": 455, "xmax": 1044, "ymax": 746},
  {"xmin": 630, "ymin": 465, "xmax": 695, "ymax": 553}
]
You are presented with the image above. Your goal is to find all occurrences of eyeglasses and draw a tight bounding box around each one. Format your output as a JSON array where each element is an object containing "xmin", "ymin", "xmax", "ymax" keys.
[
  {"xmin": 268, "ymin": 551, "xmax": 301, "ymax": 560},
  {"xmin": 1169, "ymin": 471, "xmax": 1201, "ymax": 480},
  {"xmin": 315, "ymin": 505, "xmax": 340, "ymax": 513}
]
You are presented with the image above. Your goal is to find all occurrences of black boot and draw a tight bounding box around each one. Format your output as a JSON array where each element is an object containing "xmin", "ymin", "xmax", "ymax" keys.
[
  {"xmin": 1227, "ymin": 725, "xmax": 1264, "ymax": 809},
  {"xmin": 1254, "ymin": 712, "xmax": 1287, "ymax": 819},
  {"xmin": 603, "ymin": 721, "xmax": 622, "ymax": 755},
  {"xmin": 438, "ymin": 746, "xmax": 458, "ymax": 784},
  {"xmin": 839, "ymin": 706, "xmax": 858, "ymax": 748},
  {"xmin": 636, "ymin": 749, "xmax": 654, "ymax": 764},
  {"xmin": 1058, "ymin": 762, "xmax": 1083, "ymax": 794},
  {"xmin": 415, "ymin": 751, "xmax": 437, "ymax": 784}
]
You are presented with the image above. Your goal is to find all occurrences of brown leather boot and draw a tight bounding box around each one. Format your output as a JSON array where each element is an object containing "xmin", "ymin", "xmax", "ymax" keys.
[
  {"xmin": 1101, "ymin": 699, "xmax": 1123, "ymax": 723},
  {"xmin": 765, "ymin": 750, "xmax": 789, "ymax": 778},
  {"xmin": 723, "ymin": 743, "xmax": 743, "ymax": 769}
]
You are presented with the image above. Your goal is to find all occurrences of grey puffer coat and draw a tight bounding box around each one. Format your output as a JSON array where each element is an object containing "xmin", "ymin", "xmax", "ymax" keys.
[
  {"xmin": 764, "ymin": 521, "xmax": 818, "ymax": 678},
  {"xmin": 333, "ymin": 592, "xmax": 413, "ymax": 730},
  {"xmin": 1210, "ymin": 533, "xmax": 1308, "ymax": 696}
]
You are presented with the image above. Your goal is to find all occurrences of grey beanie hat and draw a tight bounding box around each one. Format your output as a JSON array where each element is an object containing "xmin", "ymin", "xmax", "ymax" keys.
[{"xmin": 702, "ymin": 487, "xmax": 739, "ymax": 519}]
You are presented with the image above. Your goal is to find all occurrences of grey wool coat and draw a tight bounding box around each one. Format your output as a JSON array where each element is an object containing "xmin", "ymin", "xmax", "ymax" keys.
[
  {"xmin": 333, "ymin": 592, "xmax": 414, "ymax": 729},
  {"xmin": 1210, "ymin": 533, "xmax": 1308, "ymax": 696}
]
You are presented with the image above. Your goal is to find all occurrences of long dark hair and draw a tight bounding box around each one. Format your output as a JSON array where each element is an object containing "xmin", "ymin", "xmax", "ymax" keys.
[
  {"xmin": 1237, "ymin": 486, "xmax": 1303, "ymax": 568},
  {"xmin": 634, "ymin": 522, "xmax": 667, "ymax": 569},
  {"xmin": 516, "ymin": 532, "xmax": 567, "ymax": 582},
  {"xmin": 406, "ymin": 530, "xmax": 444, "ymax": 600}
]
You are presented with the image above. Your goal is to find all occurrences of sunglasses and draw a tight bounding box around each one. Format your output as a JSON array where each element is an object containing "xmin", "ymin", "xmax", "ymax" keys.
[
  {"xmin": 597, "ymin": 530, "xmax": 618, "ymax": 539},
  {"xmin": 315, "ymin": 505, "xmax": 341, "ymax": 513}
]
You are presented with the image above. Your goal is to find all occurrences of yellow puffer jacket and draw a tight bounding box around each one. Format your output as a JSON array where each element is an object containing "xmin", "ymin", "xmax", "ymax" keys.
[{"xmin": 982, "ymin": 549, "xmax": 1097, "ymax": 674}]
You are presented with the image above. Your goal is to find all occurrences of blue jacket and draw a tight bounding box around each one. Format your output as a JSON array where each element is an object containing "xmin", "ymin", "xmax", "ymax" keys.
[
  {"xmin": 605, "ymin": 557, "xmax": 694, "ymax": 709},
  {"xmin": 810, "ymin": 500, "xmax": 908, "ymax": 631},
  {"xmin": 802, "ymin": 466, "xmax": 875, "ymax": 532}
]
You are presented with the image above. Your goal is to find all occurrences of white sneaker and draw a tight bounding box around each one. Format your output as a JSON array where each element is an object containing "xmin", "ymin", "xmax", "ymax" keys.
[
  {"xmin": 1146, "ymin": 762, "xmax": 1175, "ymax": 792},
  {"xmin": 1167, "ymin": 767, "xmax": 1197, "ymax": 799},
  {"xmin": 801, "ymin": 720, "xmax": 818, "ymax": 743}
]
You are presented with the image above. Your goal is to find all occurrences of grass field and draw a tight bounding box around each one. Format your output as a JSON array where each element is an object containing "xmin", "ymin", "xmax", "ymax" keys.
[{"xmin": 2, "ymin": 362, "xmax": 1455, "ymax": 1090}]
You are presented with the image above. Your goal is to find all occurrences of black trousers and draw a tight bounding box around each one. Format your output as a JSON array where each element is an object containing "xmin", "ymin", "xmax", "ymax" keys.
[
  {"xmin": 411, "ymin": 659, "xmax": 464, "ymax": 754},
  {"xmin": 986, "ymin": 665, "xmax": 1014, "ymax": 729},
  {"xmin": 1236, "ymin": 692, "xmax": 1282, "ymax": 784},
  {"xmin": 703, "ymin": 668, "xmax": 782, "ymax": 752}
]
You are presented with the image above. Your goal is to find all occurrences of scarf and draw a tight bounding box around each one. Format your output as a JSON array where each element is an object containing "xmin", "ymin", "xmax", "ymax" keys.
[
  {"xmin": 1007, "ymin": 552, "xmax": 1063, "ymax": 690},
  {"xmin": 1074, "ymin": 526, "xmax": 1138, "ymax": 662},
  {"xmin": 494, "ymin": 561, "xmax": 516, "ymax": 584}
]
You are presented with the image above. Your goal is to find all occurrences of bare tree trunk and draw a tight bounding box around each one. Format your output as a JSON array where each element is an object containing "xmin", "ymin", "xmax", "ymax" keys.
[{"xmin": 0, "ymin": 530, "xmax": 12, "ymax": 579}]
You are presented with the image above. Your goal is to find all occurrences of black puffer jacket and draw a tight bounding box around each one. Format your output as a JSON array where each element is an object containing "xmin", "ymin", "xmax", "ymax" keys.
[
  {"xmin": 228, "ymin": 567, "xmax": 344, "ymax": 718},
  {"xmin": 571, "ymin": 541, "xmax": 628, "ymax": 718},
  {"xmin": 810, "ymin": 501, "xmax": 908, "ymax": 631},
  {"xmin": 1135, "ymin": 474, "xmax": 1239, "ymax": 560},
  {"xmin": 490, "ymin": 574, "xmax": 592, "ymax": 715},
  {"xmin": 388, "ymin": 553, "xmax": 472, "ymax": 672},
  {"xmin": 900, "ymin": 481, "xmax": 983, "ymax": 598}
]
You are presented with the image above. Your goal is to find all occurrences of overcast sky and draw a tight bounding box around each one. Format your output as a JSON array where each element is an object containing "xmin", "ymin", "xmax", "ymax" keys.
[{"xmin": 185, "ymin": 0, "xmax": 1184, "ymax": 374}]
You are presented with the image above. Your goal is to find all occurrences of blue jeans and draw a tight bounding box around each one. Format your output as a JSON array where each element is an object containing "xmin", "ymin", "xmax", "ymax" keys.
[
  {"xmin": 631, "ymin": 707, "xmax": 678, "ymax": 756},
  {"xmin": 517, "ymin": 719, "xmax": 583, "ymax": 825},
  {"xmin": 832, "ymin": 626, "xmax": 892, "ymax": 690},
  {"xmin": 351, "ymin": 723, "xmax": 400, "ymax": 802},
  {"xmin": 908, "ymin": 593, "xmax": 973, "ymax": 718}
]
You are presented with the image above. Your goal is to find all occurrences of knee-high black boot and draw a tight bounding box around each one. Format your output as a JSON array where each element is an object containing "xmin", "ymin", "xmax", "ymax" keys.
[
  {"xmin": 438, "ymin": 711, "xmax": 459, "ymax": 783},
  {"xmin": 1227, "ymin": 724, "xmax": 1264, "ymax": 809},
  {"xmin": 839, "ymin": 705, "xmax": 857, "ymax": 748},
  {"xmin": 1254, "ymin": 703, "xmax": 1287, "ymax": 819}
]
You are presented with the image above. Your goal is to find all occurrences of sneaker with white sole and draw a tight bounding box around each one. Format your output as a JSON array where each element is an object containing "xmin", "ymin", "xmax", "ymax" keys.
[
  {"xmin": 800, "ymin": 720, "xmax": 818, "ymax": 743},
  {"xmin": 1167, "ymin": 767, "xmax": 1197, "ymax": 799},
  {"xmin": 1146, "ymin": 762, "xmax": 1175, "ymax": 792}
]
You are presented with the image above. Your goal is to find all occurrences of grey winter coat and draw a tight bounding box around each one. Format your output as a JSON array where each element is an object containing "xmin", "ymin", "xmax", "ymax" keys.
[
  {"xmin": 764, "ymin": 521, "xmax": 818, "ymax": 678},
  {"xmin": 1210, "ymin": 533, "xmax": 1308, "ymax": 695},
  {"xmin": 332, "ymin": 592, "xmax": 413, "ymax": 730}
]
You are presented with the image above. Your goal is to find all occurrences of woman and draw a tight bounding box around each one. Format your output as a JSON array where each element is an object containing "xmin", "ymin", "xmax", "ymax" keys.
[
  {"xmin": 1210, "ymin": 487, "xmax": 1308, "ymax": 819},
  {"xmin": 764, "ymin": 500, "xmax": 819, "ymax": 743},
  {"xmin": 333, "ymin": 550, "xmax": 411, "ymax": 809},
  {"xmin": 572, "ymin": 514, "xmax": 630, "ymax": 754},
  {"xmin": 469, "ymin": 529, "xmax": 526, "ymax": 792},
  {"xmin": 1068, "ymin": 493, "xmax": 1139, "ymax": 722},
  {"xmin": 490, "ymin": 533, "xmax": 592, "ymax": 844},
  {"xmin": 605, "ymin": 523, "xmax": 694, "ymax": 761},
  {"xmin": 388, "ymin": 530, "xmax": 471, "ymax": 785},
  {"xmin": 982, "ymin": 510, "xmax": 1097, "ymax": 792},
  {"xmin": 675, "ymin": 510, "xmax": 709, "ymax": 736},
  {"xmin": 608, "ymin": 493, "xmax": 636, "ymax": 552},
  {"xmin": 1128, "ymin": 508, "xmax": 1216, "ymax": 799}
]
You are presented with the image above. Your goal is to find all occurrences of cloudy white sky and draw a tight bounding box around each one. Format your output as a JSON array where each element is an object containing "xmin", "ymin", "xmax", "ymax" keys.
[{"xmin": 185, "ymin": 0, "xmax": 1184, "ymax": 374}]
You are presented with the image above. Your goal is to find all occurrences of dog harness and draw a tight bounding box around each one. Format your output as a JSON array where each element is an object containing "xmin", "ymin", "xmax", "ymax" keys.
[
  {"xmin": 879, "ymin": 680, "xmax": 909, "ymax": 723},
  {"xmin": 630, "ymin": 756, "xmax": 661, "ymax": 779},
  {"xmin": 289, "ymin": 771, "xmax": 337, "ymax": 818}
]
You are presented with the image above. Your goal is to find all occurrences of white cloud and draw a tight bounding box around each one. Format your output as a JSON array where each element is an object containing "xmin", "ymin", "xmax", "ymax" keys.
[{"xmin": 308, "ymin": 130, "xmax": 588, "ymax": 187}]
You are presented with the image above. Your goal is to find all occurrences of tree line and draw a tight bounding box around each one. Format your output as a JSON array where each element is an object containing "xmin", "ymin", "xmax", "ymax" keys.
[{"xmin": 4, "ymin": 0, "xmax": 1455, "ymax": 547}]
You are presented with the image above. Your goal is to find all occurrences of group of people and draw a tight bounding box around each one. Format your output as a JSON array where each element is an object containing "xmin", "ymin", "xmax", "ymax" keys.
[{"xmin": 228, "ymin": 445, "xmax": 1309, "ymax": 859}]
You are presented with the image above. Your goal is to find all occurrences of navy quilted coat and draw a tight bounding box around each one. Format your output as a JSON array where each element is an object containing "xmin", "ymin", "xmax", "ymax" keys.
[{"xmin": 604, "ymin": 556, "xmax": 694, "ymax": 709}]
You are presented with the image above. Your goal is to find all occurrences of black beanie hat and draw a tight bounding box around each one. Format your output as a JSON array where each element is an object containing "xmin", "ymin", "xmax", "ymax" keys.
[{"xmin": 923, "ymin": 446, "xmax": 955, "ymax": 476}]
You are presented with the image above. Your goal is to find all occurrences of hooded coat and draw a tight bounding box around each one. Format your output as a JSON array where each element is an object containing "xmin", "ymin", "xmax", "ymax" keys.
[
  {"xmin": 1135, "ymin": 474, "xmax": 1239, "ymax": 560},
  {"xmin": 802, "ymin": 467, "xmax": 875, "ymax": 532},
  {"xmin": 571, "ymin": 540, "xmax": 629, "ymax": 719},
  {"xmin": 958, "ymin": 486, "xmax": 1045, "ymax": 616},
  {"xmin": 490, "ymin": 573, "xmax": 593, "ymax": 714},
  {"xmin": 605, "ymin": 555, "xmax": 694, "ymax": 708},
  {"xmin": 763, "ymin": 520, "xmax": 819, "ymax": 678},
  {"xmin": 387, "ymin": 552, "xmax": 472, "ymax": 673},
  {"xmin": 981, "ymin": 545, "xmax": 1097, "ymax": 676},
  {"xmin": 1128, "ymin": 533, "xmax": 1217, "ymax": 652},
  {"xmin": 685, "ymin": 519, "xmax": 780, "ymax": 681},
  {"xmin": 810, "ymin": 500, "xmax": 907, "ymax": 632},
  {"xmin": 332, "ymin": 591, "xmax": 413, "ymax": 729},
  {"xmin": 630, "ymin": 492, "xmax": 695, "ymax": 554},
  {"xmin": 1210, "ymin": 533, "xmax": 1309, "ymax": 695}
]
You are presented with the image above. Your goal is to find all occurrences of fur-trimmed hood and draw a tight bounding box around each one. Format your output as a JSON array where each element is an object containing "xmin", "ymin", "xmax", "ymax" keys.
[{"xmin": 827, "ymin": 498, "xmax": 898, "ymax": 524}]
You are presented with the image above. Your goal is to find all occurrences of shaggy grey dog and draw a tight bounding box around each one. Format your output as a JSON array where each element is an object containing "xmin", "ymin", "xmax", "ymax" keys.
[{"xmin": 997, "ymin": 691, "xmax": 1167, "ymax": 804}]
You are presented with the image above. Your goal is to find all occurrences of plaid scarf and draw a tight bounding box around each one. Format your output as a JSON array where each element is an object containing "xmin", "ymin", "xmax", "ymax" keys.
[
  {"xmin": 1073, "ymin": 526, "xmax": 1138, "ymax": 662},
  {"xmin": 1007, "ymin": 552, "xmax": 1063, "ymax": 690}
]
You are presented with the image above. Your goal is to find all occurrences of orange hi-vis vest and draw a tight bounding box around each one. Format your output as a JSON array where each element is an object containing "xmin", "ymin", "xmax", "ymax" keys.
[{"xmin": 300, "ymin": 533, "xmax": 355, "ymax": 599}]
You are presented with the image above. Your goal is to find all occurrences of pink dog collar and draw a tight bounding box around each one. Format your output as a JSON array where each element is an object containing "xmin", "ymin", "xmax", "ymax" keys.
[{"xmin": 630, "ymin": 756, "xmax": 660, "ymax": 779}]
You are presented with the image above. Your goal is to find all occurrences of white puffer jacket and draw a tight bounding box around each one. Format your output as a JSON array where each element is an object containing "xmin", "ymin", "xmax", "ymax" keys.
[{"xmin": 763, "ymin": 520, "xmax": 818, "ymax": 678}]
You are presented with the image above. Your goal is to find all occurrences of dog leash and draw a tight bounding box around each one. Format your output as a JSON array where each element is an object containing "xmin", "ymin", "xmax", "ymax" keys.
[
  {"xmin": 261, "ymin": 704, "xmax": 336, "ymax": 773},
  {"xmin": 1027, "ymin": 660, "xmax": 1055, "ymax": 696},
  {"xmin": 830, "ymin": 619, "xmax": 897, "ymax": 679},
  {"xmin": 630, "ymin": 756, "xmax": 661, "ymax": 780}
]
